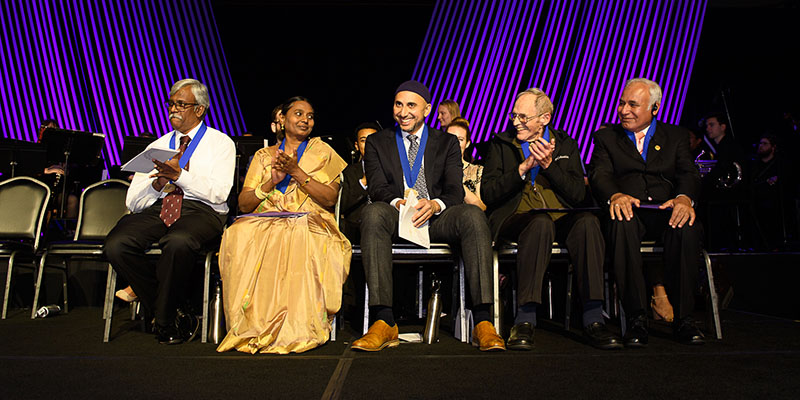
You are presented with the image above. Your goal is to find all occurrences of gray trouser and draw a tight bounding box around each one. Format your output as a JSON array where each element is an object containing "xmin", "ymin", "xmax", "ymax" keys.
[{"xmin": 360, "ymin": 202, "xmax": 494, "ymax": 307}]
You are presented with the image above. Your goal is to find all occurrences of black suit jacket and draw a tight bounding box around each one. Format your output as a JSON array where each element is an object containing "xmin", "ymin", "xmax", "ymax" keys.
[
  {"xmin": 340, "ymin": 161, "xmax": 369, "ymax": 242},
  {"xmin": 481, "ymin": 127, "xmax": 588, "ymax": 240},
  {"xmin": 363, "ymin": 125, "xmax": 464, "ymax": 208},
  {"xmin": 589, "ymin": 121, "xmax": 700, "ymax": 204}
]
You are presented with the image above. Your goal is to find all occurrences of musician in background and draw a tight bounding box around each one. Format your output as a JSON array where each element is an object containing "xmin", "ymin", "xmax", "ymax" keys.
[
  {"xmin": 701, "ymin": 112, "xmax": 746, "ymax": 250},
  {"xmin": 750, "ymin": 134, "xmax": 793, "ymax": 250},
  {"xmin": 36, "ymin": 118, "xmax": 78, "ymax": 219}
]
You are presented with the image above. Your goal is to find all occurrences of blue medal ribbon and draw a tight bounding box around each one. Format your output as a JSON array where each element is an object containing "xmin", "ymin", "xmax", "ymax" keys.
[
  {"xmin": 275, "ymin": 138, "xmax": 309, "ymax": 193},
  {"xmin": 624, "ymin": 119, "xmax": 657, "ymax": 161},
  {"xmin": 520, "ymin": 126, "xmax": 550, "ymax": 186},
  {"xmin": 395, "ymin": 125, "xmax": 428, "ymax": 189},
  {"xmin": 170, "ymin": 123, "xmax": 207, "ymax": 169}
]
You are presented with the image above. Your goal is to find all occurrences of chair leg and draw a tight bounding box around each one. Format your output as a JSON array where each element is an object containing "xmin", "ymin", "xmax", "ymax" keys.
[
  {"xmin": 458, "ymin": 258, "xmax": 468, "ymax": 343},
  {"xmin": 60, "ymin": 266, "xmax": 69, "ymax": 315},
  {"xmin": 103, "ymin": 265, "xmax": 117, "ymax": 343},
  {"xmin": 201, "ymin": 251, "xmax": 213, "ymax": 344},
  {"xmin": 330, "ymin": 315, "xmax": 337, "ymax": 342},
  {"xmin": 547, "ymin": 276, "xmax": 553, "ymax": 319},
  {"xmin": 3, "ymin": 251, "xmax": 19, "ymax": 319},
  {"xmin": 703, "ymin": 250, "xmax": 723, "ymax": 340},
  {"xmin": 492, "ymin": 251, "xmax": 501, "ymax": 335},
  {"xmin": 31, "ymin": 251, "xmax": 48, "ymax": 319},
  {"xmin": 417, "ymin": 266, "xmax": 425, "ymax": 318},
  {"xmin": 362, "ymin": 283, "xmax": 370, "ymax": 335},
  {"xmin": 564, "ymin": 263, "xmax": 573, "ymax": 331}
]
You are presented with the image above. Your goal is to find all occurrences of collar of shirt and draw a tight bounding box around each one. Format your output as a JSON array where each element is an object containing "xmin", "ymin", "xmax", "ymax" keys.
[
  {"xmin": 400, "ymin": 124, "xmax": 425, "ymax": 140},
  {"xmin": 176, "ymin": 121, "xmax": 203, "ymax": 141}
]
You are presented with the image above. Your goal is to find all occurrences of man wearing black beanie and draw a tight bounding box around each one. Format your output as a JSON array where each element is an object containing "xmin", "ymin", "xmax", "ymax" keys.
[{"xmin": 352, "ymin": 80, "xmax": 505, "ymax": 352}]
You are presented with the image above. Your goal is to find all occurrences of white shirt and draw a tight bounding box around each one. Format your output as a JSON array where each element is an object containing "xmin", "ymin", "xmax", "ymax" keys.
[
  {"xmin": 126, "ymin": 122, "xmax": 236, "ymax": 214},
  {"xmin": 389, "ymin": 124, "xmax": 446, "ymax": 213}
]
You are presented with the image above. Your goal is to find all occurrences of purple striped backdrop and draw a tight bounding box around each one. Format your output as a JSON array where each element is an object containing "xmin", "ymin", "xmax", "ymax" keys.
[
  {"xmin": 413, "ymin": 0, "xmax": 706, "ymax": 162},
  {"xmin": 0, "ymin": 0, "xmax": 245, "ymax": 166}
]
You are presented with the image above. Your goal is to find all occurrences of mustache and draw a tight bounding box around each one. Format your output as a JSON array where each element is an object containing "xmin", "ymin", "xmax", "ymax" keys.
[{"xmin": 170, "ymin": 113, "xmax": 183, "ymax": 120}]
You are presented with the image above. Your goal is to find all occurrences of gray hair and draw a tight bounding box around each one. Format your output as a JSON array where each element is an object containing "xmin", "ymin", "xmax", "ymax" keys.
[
  {"xmin": 624, "ymin": 78, "xmax": 662, "ymax": 109},
  {"xmin": 514, "ymin": 88, "xmax": 554, "ymax": 116},
  {"xmin": 170, "ymin": 78, "xmax": 210, "ymax": 118}
]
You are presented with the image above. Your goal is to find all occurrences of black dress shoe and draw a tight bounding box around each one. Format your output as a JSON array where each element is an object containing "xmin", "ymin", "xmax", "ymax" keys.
[
  {"xmin": 156, "ymin": 324, "xmax": 184, "ymax": 345},
  {"xmin": 176, "ymin": 308, "xmax": 199, "ymax": 342},
  {"xmin": 507, "ymin": 322, "xmax": 534, "ymax": 351},
  {"xmin": 624, "ymin": 313, "xmax": 648, "ymax": 348},
  {"xmin": 583, "ymin": 322, "xmax": 623, "ymax": 350},
  {"xmin": 673, "ymin": 317, "xmax": 705, "ymax": 345}
]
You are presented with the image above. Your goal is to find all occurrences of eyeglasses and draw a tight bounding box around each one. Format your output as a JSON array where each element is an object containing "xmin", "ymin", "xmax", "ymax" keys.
[
  {"xmin": 166, "ymin": 100, "xmax": 200, "ymax": 111},
  {"xmin": 508, "ymin": 112, "xmax": 542, "ymax": 123}
]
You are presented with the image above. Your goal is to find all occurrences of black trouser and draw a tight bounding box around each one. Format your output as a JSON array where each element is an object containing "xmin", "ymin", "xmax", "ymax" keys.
[
  {"xmin": 608, "ymin": 209, "xmax": 703, "ymax": 320},
  {"xmin": 499, "ymin": 211, "xmax": 605, "ymax": 306},
  {"xmin": 360, "ymin": 202, "xmax": 494, "ymax": 308},
  {"xmin": 104, "ymin": 200, "xmax": 226, "ymax": 327}
]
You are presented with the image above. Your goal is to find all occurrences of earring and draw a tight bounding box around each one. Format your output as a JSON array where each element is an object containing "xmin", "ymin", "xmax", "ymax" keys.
[{"xmin": 281, "ymin": 123, "xmax": 285, "ymax": 131}]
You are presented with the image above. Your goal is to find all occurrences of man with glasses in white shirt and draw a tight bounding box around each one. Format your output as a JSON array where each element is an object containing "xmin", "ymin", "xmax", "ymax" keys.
[{"xmin": 105, "ymin": 78, "xmax": 235, "ymax": 345}]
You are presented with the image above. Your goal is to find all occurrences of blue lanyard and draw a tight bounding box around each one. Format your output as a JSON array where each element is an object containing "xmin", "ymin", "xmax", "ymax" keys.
[
  {"xmin": 276, "ymin": 138, "xmax": 309, "ymax": 193},
  {"xmin": 395, "ymin": 125, "xmax": 428, "ymax": 189},
  {"xmin": 170, "ymin": 123, "xmax": 207, "ymax": 169},
  {"xmin": 624, "ymin": 120, "xmax": 656, "ymax": 161},
  {"xmin": 520, "ymin": 126, "xmax": 550, "ymax": 186}
]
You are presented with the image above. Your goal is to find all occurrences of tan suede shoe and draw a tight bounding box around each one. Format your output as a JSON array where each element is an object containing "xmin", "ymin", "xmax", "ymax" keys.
[
  {"xmin": 351, "ymin": 320, "xmax": 399, "ymax": 352},
  {"xmin": 472, "ymin": 321, "xmax": 506, "ymax": 351}
]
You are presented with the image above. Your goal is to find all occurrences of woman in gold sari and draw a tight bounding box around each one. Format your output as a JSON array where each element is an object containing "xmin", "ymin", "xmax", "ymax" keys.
[{"xmin": 216, "ymin": 96, "xmax": 351, "ymax": 354}]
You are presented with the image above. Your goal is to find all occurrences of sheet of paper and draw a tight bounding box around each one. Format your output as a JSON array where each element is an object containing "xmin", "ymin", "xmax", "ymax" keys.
[
  {"xmin": 398, "ymin": 333, "xmax": 422, "ymax": 343},
  {"xmin": 120, "ymin": 147, "xmax": 179, "ymax": 173},
  {"xmin": 398, "ymin": 189, "xmax": 430, "ymax": 248},
  {"xmin": 236, "ymin": 211, "xmax": 309, "ymax": 219}
]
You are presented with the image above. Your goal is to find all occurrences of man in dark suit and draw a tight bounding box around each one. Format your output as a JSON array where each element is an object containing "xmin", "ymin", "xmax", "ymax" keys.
[
  {"xmin": 589, "ymin": 78, "xmax": 705, "ymax": 346},
  {"xmin": 351, "ymin": 80, "xmax": 504, "ymax": 352},
  {"xmin": 482, "ymin": 88, "xmax": 621, "ymax": 350},
  {"xmin": 340, "ymin": 122, "xmax": 381, "ymax": 244}
]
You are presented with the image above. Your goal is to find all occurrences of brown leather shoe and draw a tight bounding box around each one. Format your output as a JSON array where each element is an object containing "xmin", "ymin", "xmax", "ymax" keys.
[
  {"xmin": 351, "ymin": 320, "xmax": 399, "ymax": 352},
  {"xmin": 472, "ymin": 321, "xmax": 506, "ymax": 351}
]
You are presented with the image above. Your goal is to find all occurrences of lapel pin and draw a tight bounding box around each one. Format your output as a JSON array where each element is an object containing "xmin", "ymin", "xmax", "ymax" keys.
[{"xmin": 654, "ymin": 145, "xmax": 661, "ymax": 151}]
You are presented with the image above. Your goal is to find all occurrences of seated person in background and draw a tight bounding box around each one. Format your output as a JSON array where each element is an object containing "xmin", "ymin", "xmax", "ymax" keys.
[
  {"xmin": 105, "ymin": 78, "xmax": 235, "ymax": 345},
  {"xmin": 340, "ymin": 122, "xmax": 381, "ymax": 243},
  {"xmin": 750, "ymin": 133, "xmax": 791, "ymax": 250},
  {"xmin": 216, "ymin": 96, "xmax": 351, "ymax": 354},
  {"xmin": 589, "ymin": 78, "xmax": 705, "ymax": 346},
  {"xmin": 352, "ymin": 80, "xmax": 504, "ymax": 352},
  {"xmin": 446, "ymin": 117, "xmax": 486, "ymax": 210},
  {"xmin": 481, "ymin": 88, "xmax": 620, "ymax": 350},
  {"xmin": 436, "ymin": 99, "xmax": 460, "ymax": 131}
]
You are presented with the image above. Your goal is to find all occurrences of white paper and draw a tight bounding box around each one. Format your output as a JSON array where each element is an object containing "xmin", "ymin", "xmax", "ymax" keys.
[
  {"xmin": 398, "ymin": 333, "xmax": 422, "ymax": 343},
  {"xmin": 398, "ymin": 189, "xmax": 431, "ymax": 248},
  {"xmin": 121, "ymin": 147, "xmax": 180, "ymax": 173}
]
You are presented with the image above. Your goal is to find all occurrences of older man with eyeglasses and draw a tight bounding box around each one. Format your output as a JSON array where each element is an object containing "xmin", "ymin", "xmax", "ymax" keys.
[
  {"xmin": 104, "ymin": 78, "xmax": 235, "ymax": 345},
  {"xmin": 481, "ymin": 88, "xmax": 621, "ymax": 350}
]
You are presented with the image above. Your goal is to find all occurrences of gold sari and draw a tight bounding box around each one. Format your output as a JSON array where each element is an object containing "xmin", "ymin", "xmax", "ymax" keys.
[{"xmin": 216, "ymin": 137, "xmax": 351, "ymax": 354}]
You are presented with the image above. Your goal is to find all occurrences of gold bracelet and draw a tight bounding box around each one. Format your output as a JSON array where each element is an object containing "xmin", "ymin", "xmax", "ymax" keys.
[
  {"xmin": 254, "ymin": 184, "xmax": 268, "ymax": 200},
  {"xmin": 299, "ymin": 177, "xmax": 312, "ymax": 187}
]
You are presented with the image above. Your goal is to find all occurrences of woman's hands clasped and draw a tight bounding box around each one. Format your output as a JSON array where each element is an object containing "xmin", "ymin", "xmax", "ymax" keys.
[{"xmin": 271, "ymin": 148, "xmax": 301, "ymax": 184}]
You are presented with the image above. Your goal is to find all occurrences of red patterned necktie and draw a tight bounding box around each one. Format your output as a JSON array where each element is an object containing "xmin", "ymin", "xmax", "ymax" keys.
[{"xmin": 160, "ymin": 135, "xmax": 191, "ymax": 227}]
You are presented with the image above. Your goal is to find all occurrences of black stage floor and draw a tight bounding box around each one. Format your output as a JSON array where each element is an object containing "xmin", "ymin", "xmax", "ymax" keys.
[{"xmin": 1, "ymin": 305, "xmax": 798, "ymax": 399}]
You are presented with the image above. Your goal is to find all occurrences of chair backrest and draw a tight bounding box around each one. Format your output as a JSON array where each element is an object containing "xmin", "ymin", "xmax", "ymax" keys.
[
  {"xmin": 0, "ymin": 176, "xmax": 50, "ymax": 250},
  {"xmin": 74, "ymin": 179, "xmax": 130, "ymax": 241}
]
